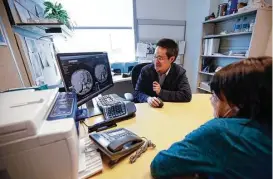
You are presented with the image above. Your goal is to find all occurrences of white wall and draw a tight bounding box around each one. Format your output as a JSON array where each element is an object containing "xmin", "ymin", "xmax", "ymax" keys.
[
  {"xmin": 210, "ymin": 0, "xmax": 220, "ymax": 14},
  {"xmin": 183, "ymin": 0, "xmax": 211, "ymax": 93},
  {"xmin": 136, "ymin": 0, "xmax": 187, "ymax": 20},
  {"xmin": 265, "ymin": 30, "xmax": 272, "ymax": 56},
  {"xmin": 136, "ymin": 0, "xmax": 187, "ymax": 42}
]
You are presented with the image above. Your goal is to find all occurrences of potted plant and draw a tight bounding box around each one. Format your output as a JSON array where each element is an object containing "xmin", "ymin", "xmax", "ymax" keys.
[{"xmin": 44, "ymin": 1, "xmax": 73, "ymax": 29}]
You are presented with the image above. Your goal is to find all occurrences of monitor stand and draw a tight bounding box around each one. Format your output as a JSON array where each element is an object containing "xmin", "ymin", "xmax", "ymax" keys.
[
  {"xmin": 86, "ymin": 97, "xmax": 102, "ymax": 117},
  {"xmin": 76, "ymin": 95, "xmax": 103, "ymax": 123},
  {"xmin": 77, "ymin": 95, "xmax": 102, "ymax": 119}
]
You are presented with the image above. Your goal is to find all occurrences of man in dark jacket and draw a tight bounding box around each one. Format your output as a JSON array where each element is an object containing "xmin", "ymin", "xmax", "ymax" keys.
[{"xmin": 134, "ymin": 38, "xmax": 192, "ymax": 107}]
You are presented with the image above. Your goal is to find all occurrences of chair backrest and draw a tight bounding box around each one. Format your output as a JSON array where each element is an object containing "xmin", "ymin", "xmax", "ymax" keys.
[{"xmin": 131, "ymin": 63, "xmax": 150, "ymax": 89}]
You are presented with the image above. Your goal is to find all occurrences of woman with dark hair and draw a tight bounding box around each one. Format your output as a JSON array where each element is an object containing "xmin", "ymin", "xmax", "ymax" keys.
[{"xmin": 150, "ymin": 57, "xmax": 272, "ymax": 179}]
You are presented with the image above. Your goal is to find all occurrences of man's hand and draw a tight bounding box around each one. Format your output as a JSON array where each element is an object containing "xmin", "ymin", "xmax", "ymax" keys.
[
  {"xmin": 153, "ymin": 81, "xmax": 161, "ymax": 95},
  {"xmin": 147, "ymin": 97, "xmax": 161, "ymax": 108}
]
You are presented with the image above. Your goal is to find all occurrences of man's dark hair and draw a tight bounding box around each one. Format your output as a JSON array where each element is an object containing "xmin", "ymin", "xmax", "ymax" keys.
[
  {"xmin": 210, "ymin": 56, "xmax": 272, "ymax": 130},
  {"xmin": 156, "ymin": 38, "xmax": 179, "ymax": 59}
]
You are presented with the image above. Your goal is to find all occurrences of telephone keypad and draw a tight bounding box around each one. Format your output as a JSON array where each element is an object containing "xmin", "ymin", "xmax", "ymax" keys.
[{"xmin": 100, "ymin": 128, "xmax": 136, "ymax": 143}]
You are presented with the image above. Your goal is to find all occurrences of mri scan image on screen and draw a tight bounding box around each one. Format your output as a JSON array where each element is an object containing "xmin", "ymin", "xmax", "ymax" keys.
[
  {"xmin": 70, "ymin": 69, "xmax": 93, "ymax": 95},
  {"xmin": 95, "ymin": 64, "xmax": 108, "ymax": 83}
]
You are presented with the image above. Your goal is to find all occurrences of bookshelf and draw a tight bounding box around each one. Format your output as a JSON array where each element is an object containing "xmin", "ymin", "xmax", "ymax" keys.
[
  {"xmin": 199, "ymin": 71, "xmax": 215, "ymax": 76},
  {"xmin": 197, "ymin": 8, "xmax": 272, "ymax": 94},
  {"xmin": 203, "ymin": 9, "xmax": 257, "ymax": 23},
  {"xmin": 203, "ymin": 31, "xmax": 252, "ymax": 39},
  {"xmin": 201, "ymin": 55, "xmax": 246, "ymax": 59}
]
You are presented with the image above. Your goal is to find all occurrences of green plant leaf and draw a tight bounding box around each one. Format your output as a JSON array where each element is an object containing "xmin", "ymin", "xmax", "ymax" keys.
[
  {"xmin": 43, "ymin": 1, "xmax": 70, "ymax": 27},
  {"xmin": 44, "ymin": 1, "xmax": 54, "ymax": 8}
]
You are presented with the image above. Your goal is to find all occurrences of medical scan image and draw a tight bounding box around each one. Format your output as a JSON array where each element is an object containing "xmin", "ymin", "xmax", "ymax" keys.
[
  {"xmin": 95, "ymin": 64, "xmax": 108, "ymax": 83},
  {"xmin": 70, "ymin": 69, "xmax": 93, "ymax": 95}
]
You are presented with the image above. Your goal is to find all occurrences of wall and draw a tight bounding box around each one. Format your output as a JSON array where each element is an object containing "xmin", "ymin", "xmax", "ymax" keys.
[
  {"xmin": 0, "ymin": 0, "xmax": 30, "ymax": 91},
  {"xmin": 210, "ymin": 0, "xmax": 220, "ymax": 15},
  {"xmin": 265, "ymin": 30, "xmax": 272, "ymax": 56},
  {"xmin": 183, "ymin": 0, "xmax": 211, "ymax": 93},
  {"xmin": 136, "ymin": 0, "xmax": 187, "ymax": 42},
  {"xmin": 136, "ymin": 0, "xmax": 187, "ymax": 20}
]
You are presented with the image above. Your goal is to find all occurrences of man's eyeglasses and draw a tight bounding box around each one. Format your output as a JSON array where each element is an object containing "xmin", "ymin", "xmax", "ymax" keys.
[{"xmin": 154, "ymin": 55, "xmax": 168, "ymax": 62}]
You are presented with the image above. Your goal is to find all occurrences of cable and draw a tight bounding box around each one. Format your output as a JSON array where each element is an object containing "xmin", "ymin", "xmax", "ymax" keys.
[
  {"xmin": 81, "ymin": 122, "xmax": 87, "ymax": 134},
  {"xmin": 129, "ymin": 137, "xmax": 156, "ymax": 164},
  {"xmin": 82, "ymin": 121, "xmax": 89, "ymax": 127}
]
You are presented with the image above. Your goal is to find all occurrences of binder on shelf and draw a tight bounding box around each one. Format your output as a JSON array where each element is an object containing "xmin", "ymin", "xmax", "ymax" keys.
[
  {"xmin": 203, "ymin": 38, "xmax": 220, "ymax": 56},
  {"xmin": 204, "ymin": 39, "xmax": 208, "ymax": 55}
]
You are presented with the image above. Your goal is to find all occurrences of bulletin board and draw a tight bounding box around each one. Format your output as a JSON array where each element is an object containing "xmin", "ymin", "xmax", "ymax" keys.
[{"xmin": 15, "ymin": 33, "xmax": 61, "ymax": 86}]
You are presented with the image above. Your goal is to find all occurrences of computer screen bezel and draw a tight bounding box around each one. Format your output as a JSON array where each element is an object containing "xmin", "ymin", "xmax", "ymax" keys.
[{"xmin": 56, "ymin": 52, "xmax": 114, "ymax": 106}]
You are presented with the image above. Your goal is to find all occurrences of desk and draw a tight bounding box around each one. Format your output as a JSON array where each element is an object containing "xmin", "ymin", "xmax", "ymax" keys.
[
  {"xmin": 103, "ymin": 75, "xmax": 133, "ymax": 97},
  {"xmin": 81, "ymin": 94, "xmax": 213, "ymax": 179},
  {"xmin": 112, "ymin": 75, "xmax": 131, "ymax": 83}
]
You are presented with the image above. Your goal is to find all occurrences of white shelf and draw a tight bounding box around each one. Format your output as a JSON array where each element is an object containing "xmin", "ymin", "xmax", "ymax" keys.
[
  {"xmin": 201, "ymin": 55, "xmax": 246, "ymax": 59},
  {"xmin": 203, "ymin": 31, "xmax": 252, "ymax": 39},
  {"xmin": 197, "ymin": 87, "xmax": 211, "ymax": 93},
  {"xmin": 199, "ymin": 71, "xmax": 215, "ymax": 76},
  {"xmin": 15, "ymin": 23, "xmax": 73, "ymax": 38},
  {"xmin": 203, "ymin": 9, "xmax": 257, "ymax": 23}
]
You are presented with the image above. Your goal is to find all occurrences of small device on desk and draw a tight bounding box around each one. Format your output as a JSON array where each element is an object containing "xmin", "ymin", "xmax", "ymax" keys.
[
  {"xmin": 90, "ymin": 128, "xmax": 144, "ymax": 164},
  {"xmin": 156, "ymin": 97, "xmax": 164, "ymax": 108}
]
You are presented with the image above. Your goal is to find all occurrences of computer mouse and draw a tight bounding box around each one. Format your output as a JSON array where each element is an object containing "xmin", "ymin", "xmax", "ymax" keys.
[
  {"xmin": 157, "ymin": 98, "xmax": 164, "ymax": 108},
  {"xmin": 124, "ymin": 93, "xmax": 134, "ymax": 101}
]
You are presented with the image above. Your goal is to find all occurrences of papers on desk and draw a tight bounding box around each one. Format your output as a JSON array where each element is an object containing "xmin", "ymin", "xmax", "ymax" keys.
[{"xmin": 78, "ymin": 137, "xmax": 103, "ymax": 179}]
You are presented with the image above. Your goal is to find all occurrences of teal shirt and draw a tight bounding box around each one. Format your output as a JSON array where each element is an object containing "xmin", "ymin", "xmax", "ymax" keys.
[{"xmin": 150, "ymin": 118, "xmax": 272, "ymax": 179}]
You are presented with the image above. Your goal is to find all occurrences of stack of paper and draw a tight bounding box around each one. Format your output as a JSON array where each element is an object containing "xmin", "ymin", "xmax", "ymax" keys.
[
  {"xmin": 203, "ymin": 39, "xmax": 220, "ymax": 55},
  {"xmin": 78, "ymin": 137, "xmax": 103, "ymax": 179}
]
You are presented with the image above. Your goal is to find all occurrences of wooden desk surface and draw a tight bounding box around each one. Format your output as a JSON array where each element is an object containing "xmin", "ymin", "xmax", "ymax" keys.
[{"xmin": 82, "ymin": 94, "xmax": 213, "ymax": 179}]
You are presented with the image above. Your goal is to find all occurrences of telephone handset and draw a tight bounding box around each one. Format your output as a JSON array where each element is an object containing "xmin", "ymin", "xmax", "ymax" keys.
[
  {"xmin": 90, "ymin": 128, "xmax": 144, "ymax": 162},
  {"xmin": 107, "ymin": 135, "xmax": 143, "ymax": 153}
]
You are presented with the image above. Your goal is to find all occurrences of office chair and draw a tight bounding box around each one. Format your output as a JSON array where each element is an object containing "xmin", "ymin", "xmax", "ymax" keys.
[{"xmin": 124, "ymin": 63, "xmax": 151, "ymax": 102}]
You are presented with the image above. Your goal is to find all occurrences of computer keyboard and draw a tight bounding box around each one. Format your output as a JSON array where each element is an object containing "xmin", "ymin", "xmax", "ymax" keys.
[
  {"xmin": 78, "ymin": 137, "xmax": 103, "ymax": 179},
  {"xmin": 96, "ymin": 94, "xmax": 136, "ymax": 121}
]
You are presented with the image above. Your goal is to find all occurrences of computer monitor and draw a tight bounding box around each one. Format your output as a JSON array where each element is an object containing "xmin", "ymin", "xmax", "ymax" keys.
[{"xmin": 56, "ymin": 52, "xmax": 114, "ymax": 106}]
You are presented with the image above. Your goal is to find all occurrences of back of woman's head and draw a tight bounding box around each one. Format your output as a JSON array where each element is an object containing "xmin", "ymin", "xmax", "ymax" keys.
[{"xmin": 210, "ymin": 56, "xmax": 272, "ymax": 128}]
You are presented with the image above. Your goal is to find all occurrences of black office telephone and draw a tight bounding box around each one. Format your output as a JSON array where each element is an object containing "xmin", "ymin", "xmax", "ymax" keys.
[{"xmin": 89, "ymin": 128, "xmax": 144, "ymax": 162}]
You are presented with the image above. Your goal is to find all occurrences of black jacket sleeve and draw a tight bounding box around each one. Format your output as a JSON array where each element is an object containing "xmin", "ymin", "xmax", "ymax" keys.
[
  {"xmin": 133, "ymin": 68, "xmax": 150, "ymax": 103},
  {"xmin": 158, "ymin": 70, "xmax": 192, "ymax": 102}
]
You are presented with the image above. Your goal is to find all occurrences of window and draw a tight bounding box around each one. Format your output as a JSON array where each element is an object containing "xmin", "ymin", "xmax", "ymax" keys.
[{"xmin": 53, "ymin": 0, "xmax": 135, "ymax": 63}]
